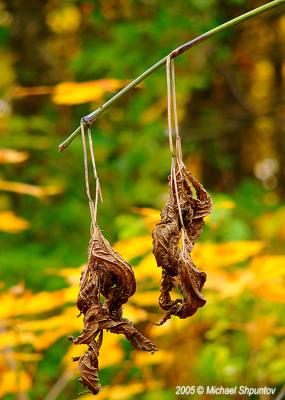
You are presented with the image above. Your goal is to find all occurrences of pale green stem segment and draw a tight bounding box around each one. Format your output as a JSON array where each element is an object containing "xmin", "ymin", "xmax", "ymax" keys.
[{"xmin": 59, "ymin": 0, "xmax": 285, "ymax": 152}]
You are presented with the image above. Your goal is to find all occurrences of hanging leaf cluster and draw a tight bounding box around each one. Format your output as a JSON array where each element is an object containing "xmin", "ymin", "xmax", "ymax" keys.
[{"xmin": 71, "ymin": 57, "xmax": 212, "ymax": 395}]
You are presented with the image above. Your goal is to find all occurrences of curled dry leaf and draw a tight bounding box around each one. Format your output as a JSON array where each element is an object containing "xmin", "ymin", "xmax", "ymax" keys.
[
  {"xmin": 70, "ymin": 224, "xmax": 157, "ymax": 395},
  {"xmin": 152, "ymin": 162, "xmax": 212, "ymax": 325}
]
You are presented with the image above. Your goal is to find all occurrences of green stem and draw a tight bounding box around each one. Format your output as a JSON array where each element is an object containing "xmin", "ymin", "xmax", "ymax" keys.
[{"xmin": 59, "ymin": 0, "xmax": 284, "ymax": 152}]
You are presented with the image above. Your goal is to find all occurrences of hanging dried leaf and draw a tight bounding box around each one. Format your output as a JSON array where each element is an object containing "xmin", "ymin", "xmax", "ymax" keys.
[
  {"xmin": 152, "ymin": 162, "xmax": 212, "ymax": 325},
  {"xmin": 70, "ymin": 224, "xmax": 157, "ymax": 395}
]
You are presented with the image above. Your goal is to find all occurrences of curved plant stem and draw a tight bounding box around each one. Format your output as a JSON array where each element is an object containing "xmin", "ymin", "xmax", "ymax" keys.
[{"xmin": 59, "ymin": 0, "xmax": 284, "ymax": 152}]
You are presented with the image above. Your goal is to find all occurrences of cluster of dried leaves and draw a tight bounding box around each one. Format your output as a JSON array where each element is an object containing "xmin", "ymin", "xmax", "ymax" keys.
[
  {"xmin": 69, "ymin": 224, "xmax": 157, "ymax": 395},
  {"xmin": 71, "ymin": 58, "xmax": 212, "ymax": 394},
  {"xmin": 152, "ymin": 161, "xmax": 212, "ymax": 325},
  {"xmin": 71, "ymin": 161, "xmax": 212, "ymax": 395}
]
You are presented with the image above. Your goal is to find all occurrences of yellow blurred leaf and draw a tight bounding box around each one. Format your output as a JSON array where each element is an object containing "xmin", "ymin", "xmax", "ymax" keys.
[
  {"xmin": 11, "ymin": 352, "xmax": 43, "ymax": 362},
  {"xmin": 114, "ymin": 235, "xmax": 152, "ymax": 261},
  {"xmin": 249, "ymin": 256, "xmax": 285, "ymax": 303},
  {"xmin": 255, "ymin": 207, "xmax": 285, "ymax": 240},
  {"xmin": 13, "ymin": 86, "xmax": 53, "ymax": 97},
  {"xmin": 0, "ymin": 370, "xmax": 31, "ymax": 397},
  {"xmin": 192, "ymin": 241, "xmax": 265, "ymax": 271},
  {"xmin": 123, "ymin": 304, "xmax": 148, "ymax": 323},
  {"xmin": 33, "ymin": 326, "xmax": 77, "ymax": 350},
  {"xmin": 46, "ymin": 5, "xmax": 81, "ymax": 34},
  {"xmin": 134, "ymin": 349, "xmax": 173, "ymax": 366},
  {"xmin": 206, "ymin": 269, "xmax": 254, "ymax": 298},
  {"xmin": 132, "ymin": 207, "xmax": 160, "ymax": 230},
  {"xmin": 151, "ymin": 317, "xmax": 190, "ymax": 338},
  {"xmin": 134, "ymin": 253, "xmax": 161, "ymax": 282},
  {"xmin": 52, "ymin": 79, "xmax": 128, "ymax": 105},
  {"xmin": 0, "ymin": 289, "xmax": 68, "ymax": 319},
  {"xmin": 214, "ymin": 199, "xmax": 236, "ymax": 209},
  {"xmin": 0, "ymin": 331, "xmax": 35, "ymax": 350},
  {"xmin": 232, "ymin": 316, "xmax": 277, "ymax": 351},
  {"xmin": 0, "ymin": 148, "xmax": 28, "ymax": 164},
  {"xmin": 47, "ymin": 266, "xmax": 83, "ymax": 285},
  {"xmin": 0, "ymin": 180, "xmax": 62, "ymax": 198},
  {"xmin": 0, "ymin": 211, "xmax": 29, "ymax": 233},
  {"xmin": 17, "ymin": 307, "xmax": 80, "ymax": 332},
  {"xmin": 131, "ymin": 290, "xmax": 158, "ymax": 307}
]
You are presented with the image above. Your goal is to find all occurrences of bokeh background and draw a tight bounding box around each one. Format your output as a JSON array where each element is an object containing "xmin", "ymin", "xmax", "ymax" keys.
[{"xmin": 0, "ymin": 0, "xmax": 285, "ymax": 399}]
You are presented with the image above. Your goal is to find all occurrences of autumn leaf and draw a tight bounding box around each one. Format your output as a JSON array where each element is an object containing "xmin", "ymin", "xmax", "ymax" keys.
[
  {"xmin": 0, "ymin": 370, "xmax": 32, "ymax": 397},
  {"xmin": 0, "ymin": 180, "xmax": 62, "ymax": 198},
  {"xmin": 192, "ymin": 241, "xmax": 265, "ymax": 271},
  {"xmin": 123, "ymin": 304, "xmax": 148, "ymax": 323},
  {"xmin": 0, "ymin": 289, "xmax": 68, "ymax": 319},
  {"xmin": 52, "ymin": 79, "xmax": 128, "ymax": 105},
  {"xmin": 206, "ymin": 269, "xmax": 254, "ymax": 298},
  {"xmin": 249, "ymin": 256, "xmax": 285, "ymax": 303},
  {"xmin": 134, "ymin": 349, "xmax": 173, "ymax": 366},
  {"xmin": 255, "ymin": 207, "xmax": 285, "ymax": 240},
  {"xmin": 13, "ymin": 79, "xmax": 128, "ymax": 105},
  {"xmin": 214, "ymin": 199, "xmax": 236, "ymax": 209},
  {"xmin": 114, "ymin": 235, "xmax": 152, "ymax": 261},
  {"xmin": 10, "ymin": 352, "xmax": 43, "ymax": 362},
  {"xmin": 134, "ymin": 253, "xmax": 161, "ymax": 282},
  {"xmin": 17, "ymin": 307, "xmax": 80, "ymax": 332},
  {"xmin": 132, "ymin": 208, "xmax": 160, "ymax": 230},
  {"xmin": 64, "ymin": 332, "xmax": 124, "ymax": 374},
  {"xmin": 0, "ymin": 331, "xmax": 35, "ymax": 350},
  {"xmin": 131, "ymin": 290, "xmax": 159, "ymax": 307},
  {"xmin": 231, "ymin": 316, "xmax": 277, "ymax": 351},
  {"xmin": 0, "ymin": 148, "xmax": 29, "ymax": 164},
  {"xmin": 47, "ymin": 266, "xmax": 84, "ymax": 285},
  {"xmin": 12, "ymin": 86, "xmax": 53, "ymax": 97},
  {"xmin": 46, "ymin": 5, "xmax": 81, "ymax": 33},
  {"xmin": 0, "ymin": 211, "xmax": 29, "ymax": 233}
]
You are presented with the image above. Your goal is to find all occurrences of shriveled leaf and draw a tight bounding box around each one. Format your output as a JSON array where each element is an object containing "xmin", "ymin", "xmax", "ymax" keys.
[{"xmin": 71, "ymin": 224, "xmax": 157, "ymax": 395}]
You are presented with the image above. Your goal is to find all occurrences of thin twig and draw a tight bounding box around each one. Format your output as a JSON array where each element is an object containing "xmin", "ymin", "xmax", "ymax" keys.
[
  {"xmin": 43, "ymin": 370, "xmax": 73, "ymax": 400},
  {"xmin": 59, "ymin": 0, "xmax": 284, "ymax": 152}
]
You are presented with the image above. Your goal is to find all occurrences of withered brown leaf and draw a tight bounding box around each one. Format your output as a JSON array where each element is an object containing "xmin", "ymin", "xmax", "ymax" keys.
[
  {"xmin": 152, "ymin": 162, "xmax": 212, "ymax": 325},
  {"xmin": 70, "ymin": 224, "xmax": 157, "ymax": 395}
]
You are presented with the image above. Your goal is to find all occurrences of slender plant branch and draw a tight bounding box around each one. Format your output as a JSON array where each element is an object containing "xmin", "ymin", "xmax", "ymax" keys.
[{"xmin": 59, "ymin": 0, "xmax": 284, "ymax": 152}]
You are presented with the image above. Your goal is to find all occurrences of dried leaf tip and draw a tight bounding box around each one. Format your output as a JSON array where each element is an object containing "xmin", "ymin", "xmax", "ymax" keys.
[
  {"xmin": 71, "ymin": 224, "xmax": 157, "ymax": 395},
  {"xmin": 152, "ymin": 162, "xmax": 212, "ymax": 325}
]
